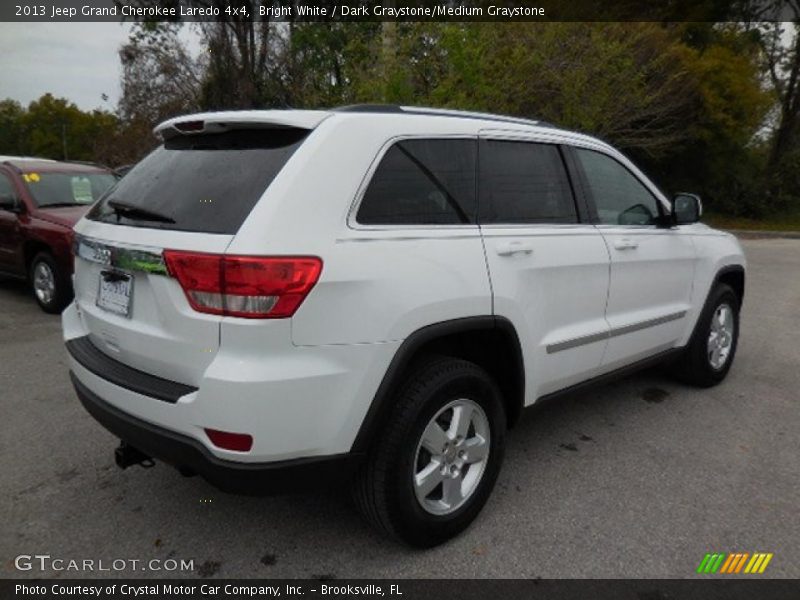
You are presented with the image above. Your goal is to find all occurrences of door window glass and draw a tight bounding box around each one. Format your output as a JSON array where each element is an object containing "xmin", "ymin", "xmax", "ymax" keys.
[
  {"xmin": 574, "ymin": 148, "xmax": 660, "ymax": 226},
  {"xmin": 479, "ymin": 140, "xmax": 577, "ymax": 224}
]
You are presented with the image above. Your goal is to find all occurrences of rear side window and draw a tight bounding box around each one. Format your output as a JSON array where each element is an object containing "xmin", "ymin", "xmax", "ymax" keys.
[
  {"xmin": 356, "ymin": 139, "xmax": 477, "ymax": 225},
  {"xmin": 479, "ymin": 140, "xmax": 577, "ymax": 224},
  {"xmin": 87, "ymin": 128, "xmax": 308, "ymax": 234}
]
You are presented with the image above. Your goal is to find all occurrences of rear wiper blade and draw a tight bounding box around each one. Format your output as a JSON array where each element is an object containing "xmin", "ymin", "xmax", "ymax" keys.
[
  {"xmin": 108, "ymin": 200, "xmax": 175, "ymax": 224},
  {"xmin": 41, "ymin": 202, "xmax": 83, "ymax": 208}
]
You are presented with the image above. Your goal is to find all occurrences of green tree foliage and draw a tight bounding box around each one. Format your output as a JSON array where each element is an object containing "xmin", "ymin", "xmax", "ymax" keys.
[
  {"xmin": 644, "ymin": 25, "xmax": 772, "ymax": 216},
  {"xmin": 0, "ymin": 94, "xmax": 119, "ymax": 164},
  {"xmin": 749, "ymin": 16, "xmax": 800, "ymax": 214},
  {"xmin": 424, "ymin": 23, "xmax": 701, "ymax": 153},
  {"xmin": 0, "ymin": 100, "xmax": 26, "ymax": 155},
  {"xmin": 115, "ymin": 23, "xmax": 204, "ymax": 162},
  {"xmin": 326, "ymin": 22, "xmax": 771, "ymax": 214}
]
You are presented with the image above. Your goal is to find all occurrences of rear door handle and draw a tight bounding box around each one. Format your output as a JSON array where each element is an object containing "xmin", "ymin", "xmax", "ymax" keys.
[
  {"xmin": 496, "ymin": 241, "xmax": 534, "ymax": 257},
  {"xmin": 613, "ymin": 238, "xmax": 639, "ymax": 251}
]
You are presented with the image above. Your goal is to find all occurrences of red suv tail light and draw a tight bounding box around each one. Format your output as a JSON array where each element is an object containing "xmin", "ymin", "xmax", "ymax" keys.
[{"xmin": 163, "ymin": 251, "xmax": 322, "ymax": 319}]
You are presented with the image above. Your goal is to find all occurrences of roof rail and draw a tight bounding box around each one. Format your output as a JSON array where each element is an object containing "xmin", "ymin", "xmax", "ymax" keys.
[
  {"xmin": 334, "ymin": 104, "xmax": 405, "ymax": 113},
  {"xmin": 332, "ymin": 104, "xmax": 554, "ymax": 128}
]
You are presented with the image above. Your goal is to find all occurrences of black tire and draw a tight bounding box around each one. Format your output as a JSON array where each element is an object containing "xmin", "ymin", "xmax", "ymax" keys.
[
  {"xmin": 672, "ymin": 283, "xmax": 740, "ymax": 387},
  {"xmin": 29, "ymin": 251, "xmax": 71, "ymax": 314},
  {"xmin": 352, "ymin": 355, "xmax": 506, "ymax": 548}
]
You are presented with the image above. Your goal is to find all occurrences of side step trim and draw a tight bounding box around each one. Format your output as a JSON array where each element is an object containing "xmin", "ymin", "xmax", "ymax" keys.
[
  {"xmin": 66, "ymin": 336, "xmax": 197, "ymax": 403},
  {"xmin": 534, "ymin": 347, "xmax": 683, "ymax": 408}
]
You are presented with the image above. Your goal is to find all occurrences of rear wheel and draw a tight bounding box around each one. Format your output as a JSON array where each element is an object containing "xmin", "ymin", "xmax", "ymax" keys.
[
  {"xmin": 673, "ymin": 283, "xmax": 739, "ymax": 387},
  {"xmin": 30, "ymin": 252, "xmax": 70, "ymax": 314},
  {"xmin": 352, "ymin": 356, "xmax": 506, "ymax": 547}
]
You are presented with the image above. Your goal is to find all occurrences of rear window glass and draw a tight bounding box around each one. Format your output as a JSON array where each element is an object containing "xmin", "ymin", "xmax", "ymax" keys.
[
  {"xmin": 356, "ymin": 139, "xmax": 477, "ymax": 225},
  {"xmin": 87, "ymin": 128, "xmax": 308, "ymax": 234},
  {"xmin": 25, "ymin": 172, "xmax": 116, "ymax": 207}
]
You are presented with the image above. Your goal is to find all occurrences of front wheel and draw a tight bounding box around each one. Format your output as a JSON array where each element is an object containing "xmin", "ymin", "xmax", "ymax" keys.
[
  {"xmin": 352, "ymin": 356, "xmax": 506, "ymax": 548},
  {"xmin": 673, "ymin": 283, "xmax": 740, "ymax": 387}
]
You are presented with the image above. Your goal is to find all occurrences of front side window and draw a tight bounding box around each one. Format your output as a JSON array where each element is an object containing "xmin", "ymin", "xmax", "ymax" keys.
[
  {"xmin": 356, "ymin": 139, "xmax": 477, "ymax": 225},
  {"xmin": 574, "ymin": 148, "xmax": 661, "ymax": 226},
  {"xmin": 479, "ymin": 140, "xmax": 577, "ymax": 224}
]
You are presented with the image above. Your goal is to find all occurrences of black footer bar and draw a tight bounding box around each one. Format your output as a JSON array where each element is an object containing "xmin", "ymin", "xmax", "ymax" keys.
[{"xmin": 4, "ymin": 579, "xmax": 799, "ymax": 600}]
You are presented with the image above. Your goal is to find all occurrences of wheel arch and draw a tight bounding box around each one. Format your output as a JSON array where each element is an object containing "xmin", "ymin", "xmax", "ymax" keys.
[
  {"xmin": 683, "ymin": 263, "xmax": 745, "ymax": 347},
  {"xmin": 714, "ymin": 264, "xmax": 745, "ymax": 307},
  {"xmin": 23, "ymin": 240, "xmax": 53, "ymax": 277},
  {"xmin": 350, "ymin": 316, "xmax": 525, "ymax": 453}
]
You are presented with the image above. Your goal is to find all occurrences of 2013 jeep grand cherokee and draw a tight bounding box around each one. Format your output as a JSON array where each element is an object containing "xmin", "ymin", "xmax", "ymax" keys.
[{"xmin": 63, "ymin": 105, "xmax": 745, "ymax": 547}]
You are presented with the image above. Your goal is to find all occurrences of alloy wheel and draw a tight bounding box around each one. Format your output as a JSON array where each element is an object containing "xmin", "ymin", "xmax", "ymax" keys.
[
  {"xmin": 413, "ymin": 398, "xmax": 490, "ymax": 516},
  {"xmin": 707, "ymin": 302, "xmax": 734, "ymax": 370},
  {"xmin": 33, "ymin": 261, "xmax": 56, "ymax": 305}
]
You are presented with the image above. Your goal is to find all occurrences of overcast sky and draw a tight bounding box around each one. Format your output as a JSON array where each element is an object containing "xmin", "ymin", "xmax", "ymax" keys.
[{"xmin": 0, "ymin": 23, "xmax": 201, "ymax": 112}]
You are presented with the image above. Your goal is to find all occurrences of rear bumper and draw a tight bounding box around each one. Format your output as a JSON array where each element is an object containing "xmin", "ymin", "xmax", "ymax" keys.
[
  {"xmin": 70, "ymin": 372, "xmax": 364, "ymax": 495},
  {"xmin": 63, "ymin": 301, "xmax": 399, "ymax": 462}
]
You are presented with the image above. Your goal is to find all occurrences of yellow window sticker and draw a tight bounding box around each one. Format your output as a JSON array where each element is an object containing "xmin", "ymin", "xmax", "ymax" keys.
[{"xmin": 23, "ymin": 173, "xmax": 40, "ymax": 183}]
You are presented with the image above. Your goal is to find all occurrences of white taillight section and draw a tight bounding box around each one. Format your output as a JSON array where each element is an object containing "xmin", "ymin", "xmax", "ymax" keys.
[{"xmin": 163, "ymin": 251, "xmax": 322, "ymax": 319}]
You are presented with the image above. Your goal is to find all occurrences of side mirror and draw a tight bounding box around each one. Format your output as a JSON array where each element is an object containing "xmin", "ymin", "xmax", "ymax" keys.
[
  {"xmin": 672, "ymin": 193, "xmax": 702, "ymax": 225},
  {"xmin": 0, "ymin": 193, "xmax": 21, "ymax": 212}
]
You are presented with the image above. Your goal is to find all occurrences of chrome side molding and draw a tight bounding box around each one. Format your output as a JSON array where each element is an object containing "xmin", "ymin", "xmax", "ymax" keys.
[{"xmin": 547, "ymin": 311, "xmax": 687, "ymax": 354}]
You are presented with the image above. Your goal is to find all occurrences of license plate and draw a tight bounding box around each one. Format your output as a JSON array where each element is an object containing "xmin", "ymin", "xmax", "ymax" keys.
[{"xmin": 97, "ymin": 270, "xmax": 133, "ymax": 317}]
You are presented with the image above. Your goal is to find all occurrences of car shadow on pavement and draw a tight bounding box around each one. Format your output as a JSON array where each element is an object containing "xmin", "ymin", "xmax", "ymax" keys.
[{"xmin": 0, "ymin": 275, "xmax": 30, "ymax": 297}]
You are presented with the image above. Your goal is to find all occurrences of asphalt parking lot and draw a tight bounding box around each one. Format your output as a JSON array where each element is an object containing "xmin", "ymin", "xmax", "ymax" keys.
[{"xmin": 1, "ymin": 237, "xmax": 798, "ymax": 579}]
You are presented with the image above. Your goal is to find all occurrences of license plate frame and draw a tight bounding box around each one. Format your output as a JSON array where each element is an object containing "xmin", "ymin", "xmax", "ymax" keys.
[{"xmin": 96, "ymin": 269, "xmax": 134, "ymax": 317}]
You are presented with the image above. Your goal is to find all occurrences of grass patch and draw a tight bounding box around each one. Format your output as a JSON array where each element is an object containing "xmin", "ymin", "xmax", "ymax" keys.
[{"xmin": 704, "ymin": 212, "xmax": 800, "ymax": 232}]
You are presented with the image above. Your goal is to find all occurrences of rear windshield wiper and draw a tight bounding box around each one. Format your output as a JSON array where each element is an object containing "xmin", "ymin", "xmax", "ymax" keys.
[{"xmin": 108, "ymin": 200, "xmax": 175, "ymax": 224}]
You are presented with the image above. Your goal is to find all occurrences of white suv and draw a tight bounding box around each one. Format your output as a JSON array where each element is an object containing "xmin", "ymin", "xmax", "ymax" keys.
[{"xmin": 63, "ymin": 106, "xmax": 745, "ymax": 547}]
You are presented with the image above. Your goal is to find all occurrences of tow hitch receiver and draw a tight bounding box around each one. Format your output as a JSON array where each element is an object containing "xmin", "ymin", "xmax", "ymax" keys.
[{"xmin": 115, "ymin": 441, "xmax": 155, "ymax": 469}]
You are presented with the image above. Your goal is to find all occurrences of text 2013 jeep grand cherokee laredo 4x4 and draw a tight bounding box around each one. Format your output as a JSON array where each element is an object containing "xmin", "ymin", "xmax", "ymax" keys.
[{"xmin": 63, "ymin": 106, "xmax": 745, "ymax": 547}]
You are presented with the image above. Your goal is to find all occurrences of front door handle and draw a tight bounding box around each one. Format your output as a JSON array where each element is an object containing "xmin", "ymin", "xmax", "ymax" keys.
[
  {"xmin": 613, "ymin": 238, "xmax": 639, "ymax": 251},
  {"xmin": 496, "ymin": 241, "xmax": 534, "ymax": 257}
]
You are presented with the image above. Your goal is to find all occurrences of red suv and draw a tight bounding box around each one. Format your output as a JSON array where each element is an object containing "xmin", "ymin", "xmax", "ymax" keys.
[{"xmin": 0, "ymin": 157, "xmax": 117, "ymax": 312}]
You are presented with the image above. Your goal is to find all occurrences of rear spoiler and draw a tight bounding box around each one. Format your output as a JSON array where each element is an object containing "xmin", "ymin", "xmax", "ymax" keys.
[{"xmin": 154, "ymin": 110, "xmax": 331, "ymax": 140}]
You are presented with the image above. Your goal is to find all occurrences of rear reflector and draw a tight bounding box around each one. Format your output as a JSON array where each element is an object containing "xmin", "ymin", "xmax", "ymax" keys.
[
  {"xmin": 204, "ymin": 428, "xmax": 253, "ymax": 452},
  {"xmin": 163, "ymin": 251, "xmax": 322, "ymax": 318}
]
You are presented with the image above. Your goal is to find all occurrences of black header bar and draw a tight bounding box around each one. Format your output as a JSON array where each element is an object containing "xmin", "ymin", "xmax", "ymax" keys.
[{"xmin": 2, "ymin": 0, "xmax": 796, "ymax": 22}]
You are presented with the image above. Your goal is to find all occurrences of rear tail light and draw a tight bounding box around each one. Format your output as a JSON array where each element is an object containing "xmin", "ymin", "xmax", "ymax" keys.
[
  {"xmin": 163, "ymin": 251, "xmax": 322, "ymax": 319},
  {"xmin": 204, "ymin": 428, "xmax": 253, "ymax": 452}
]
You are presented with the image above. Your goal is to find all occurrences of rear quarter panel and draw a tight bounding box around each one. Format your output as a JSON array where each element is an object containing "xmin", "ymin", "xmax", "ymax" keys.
[{"xmin": 228, "ymin": 115, "xmax": 493, "ymax": 347}]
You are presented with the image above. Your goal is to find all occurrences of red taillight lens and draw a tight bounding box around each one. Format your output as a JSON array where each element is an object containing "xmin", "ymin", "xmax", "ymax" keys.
[
  {"xmin": 204, "ymin": 428, "xmax": 253, "ymax": 452},
  {"xmin": 163, "ymin": 251, "xmax": 322, "ymax": 319}
]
